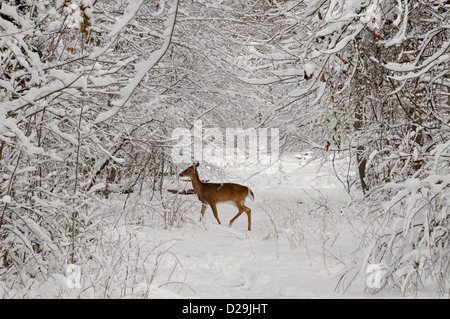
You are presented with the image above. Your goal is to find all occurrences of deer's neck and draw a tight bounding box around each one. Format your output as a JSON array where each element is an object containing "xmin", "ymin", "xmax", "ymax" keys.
[{"xmin": 190, "ymin": 171, "xmax": 204, "ymax": 194}]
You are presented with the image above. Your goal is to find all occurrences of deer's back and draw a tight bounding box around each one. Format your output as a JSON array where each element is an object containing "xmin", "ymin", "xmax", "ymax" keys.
[{"xmin": 199, "ymin": 182, "xmax": 249, "ymax": 204}]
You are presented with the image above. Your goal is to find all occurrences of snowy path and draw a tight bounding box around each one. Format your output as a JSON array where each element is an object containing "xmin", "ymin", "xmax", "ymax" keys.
[
  {"xmin": 153, "ymin": 224, "xmax": 341, "ymax": 298},
  {"xmin": 26, "ymin": 156, "xmax": 364, "ymax": 298},
  {"xmin": 29, "ymin": 155, "xmax": 438, "ymax": 299},
  {"xmin": 124, "ymin": 157, "xmax": 361, "ymax": 298}
]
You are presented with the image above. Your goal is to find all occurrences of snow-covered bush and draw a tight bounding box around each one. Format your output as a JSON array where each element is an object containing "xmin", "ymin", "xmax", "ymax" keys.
[
  {"xmin": 1, "ymin": 0, "xmax": 448, "ymax": 298},
  {"xmin": 336, "ymin": 139, "xmax": 449, "ymax": 295},
  {"xmin": 362, "ymin": 140, "xmax": 449, "ymax": 295},
  {"xmin": 247, "ymin": 0, "xmax": 450, "ymax": 296},
  {"xmin": 0, "ymin": 0, "xmax": 182, "ymax": 294}
]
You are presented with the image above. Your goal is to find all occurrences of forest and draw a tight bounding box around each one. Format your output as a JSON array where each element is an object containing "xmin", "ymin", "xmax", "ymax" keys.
[{"xmin": 0, "ymin": 0, "xmax": 449, "ymax": 298}]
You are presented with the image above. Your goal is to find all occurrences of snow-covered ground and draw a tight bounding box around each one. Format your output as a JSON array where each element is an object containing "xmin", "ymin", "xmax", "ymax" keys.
[
  {"xmin": 3, "ymin": 154, "xmax": 440, "ymax": 299},
  {"xmin": 89, "ymin": 154, "xmax": 367, "ymax": 298},
  {"xmin": 161, "ymin": 155, "xmax": 354, "ymax": 298}
]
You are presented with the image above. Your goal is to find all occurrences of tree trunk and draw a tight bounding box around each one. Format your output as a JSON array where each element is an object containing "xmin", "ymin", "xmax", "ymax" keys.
[{"xmin": 354, "ymin": 101, "xmax": 368, "ymax": 194}]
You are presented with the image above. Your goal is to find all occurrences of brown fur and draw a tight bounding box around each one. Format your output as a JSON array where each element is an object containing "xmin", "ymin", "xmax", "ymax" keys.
[{"xmin": 179, "ymin": 164, "xmax": 254, "ymax": 231}]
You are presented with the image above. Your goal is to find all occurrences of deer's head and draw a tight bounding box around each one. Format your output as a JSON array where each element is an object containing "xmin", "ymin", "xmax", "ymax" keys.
[{"xmin": 179, "ymin": 162, "xmax": 199, "ymax": 177}]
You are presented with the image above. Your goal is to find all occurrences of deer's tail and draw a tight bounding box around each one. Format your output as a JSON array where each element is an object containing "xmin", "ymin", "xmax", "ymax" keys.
[{"xmin": 248, "ymin": 188, "xmax": 255, "ymax": 201}]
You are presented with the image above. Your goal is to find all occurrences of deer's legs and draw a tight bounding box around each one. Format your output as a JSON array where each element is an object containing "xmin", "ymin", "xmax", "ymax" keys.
[
  {"xmin": 245, "ymin": 206, "xmax": 251, "ymax": 231},
  {"xmin": 200, "ymin": 204, "xmax": 207, "ymax": 221},
  {"xmin": 210, "ymin": 203, "xmax": 221, "ymax": 225},
  {"xmin": 230, "ymin": 203, "xmax": 252, "ymax": 231},
  {"xmin": 229, "ymin": 210, "xmax": 243, "ymax": 227},
  {"xmin": 229, "ymin": 201, "xmax": 245, "ymax": 228}
]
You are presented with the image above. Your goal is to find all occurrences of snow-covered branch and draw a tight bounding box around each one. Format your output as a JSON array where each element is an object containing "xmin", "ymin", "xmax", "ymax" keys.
[{"xmin": 94, "ymin": 0, "xmax": 180, "ymax": 124}]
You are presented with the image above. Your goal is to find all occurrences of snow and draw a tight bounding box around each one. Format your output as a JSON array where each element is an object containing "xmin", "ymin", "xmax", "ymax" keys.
[
  {"xmin": 321, "ymin": 23, "xmax": 364, "ymax": 54},
  {"xmin": 2, "ymin": 0, "xmax": 448, "ymax": 300},
  {"xmin": 1, "ymin": 151, "xmax": 445, "ymax": 299},
  {"xmin": 94, "ymin": 0, "xmax": 179, "ymax": 124},
  {"xmin": 384, "ymin": 0, "xmax": 408, "ymax": 47},
  {"xmin": 303, "ymin": 63, "xmax": 315, "ymax": 77},
  {"xmin": 0, "ymin": 195, "xmax": 11, "ymax": 204},
  {"xmin": 0, "ymin": 155, "xmax": 382, "ymax": 298},
  {"xmin": 404, "ymin": 178, "xmax": 422, "ymax": 193},
  {"xmin": 384, "ymin": 41, "xmax": 450, "ymax": 72},
  {"xmin": 108, "ymin": 0, "xmax": 145, "ymax": 38}
]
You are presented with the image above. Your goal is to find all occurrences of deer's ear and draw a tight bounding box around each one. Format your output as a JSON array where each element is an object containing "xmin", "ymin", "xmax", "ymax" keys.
[{"xmin": 194, "ymin": 162, "xmax": 199, "ymax": 167}]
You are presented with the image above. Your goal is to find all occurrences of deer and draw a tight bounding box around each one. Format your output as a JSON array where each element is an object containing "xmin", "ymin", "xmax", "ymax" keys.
[{"xmin": 179, "ymin": 163, "xmax": 254, "ymax": 231}]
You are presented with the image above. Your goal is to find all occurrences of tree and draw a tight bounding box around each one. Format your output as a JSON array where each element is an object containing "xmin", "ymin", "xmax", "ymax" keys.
[
  {"xmin": 0, "ymin": 0, "xmax": 185, "ymax": 285},
  {"xmin": 240, "ymin": 0, "xmax": 449, "ymax": 294},
  {"xmin": 296, "ymin": 0, "xmax": 449, "ymax": 295}
]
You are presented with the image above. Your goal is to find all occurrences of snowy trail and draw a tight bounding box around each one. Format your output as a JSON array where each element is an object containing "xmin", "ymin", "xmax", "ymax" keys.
[
  {"xmin": 18, "ymin": 155, "xmax": 362, "ymax": 299},
  {"xmin": 158, "ymin": 225, "xmax": 340, "ymax": 298},
  {"xmin": 126, "ymin": 156, "xmax": 359, "ymax": 298}
]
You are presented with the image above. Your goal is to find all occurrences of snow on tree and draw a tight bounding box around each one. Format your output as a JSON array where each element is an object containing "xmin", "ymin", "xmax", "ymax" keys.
[{"xmin": 0, "ymin": 0, "xmax": 448, "ymax": 297}]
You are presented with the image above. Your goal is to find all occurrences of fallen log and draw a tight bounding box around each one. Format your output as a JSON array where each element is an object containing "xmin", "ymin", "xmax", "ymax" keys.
[{"xmin": 167, "ymin": 189, "xmax": 196, "ymax": 195}]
